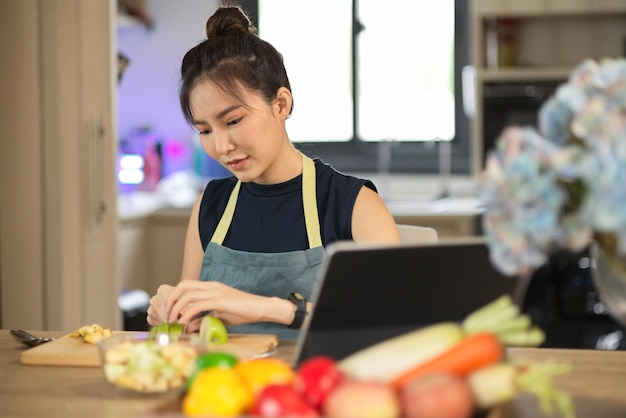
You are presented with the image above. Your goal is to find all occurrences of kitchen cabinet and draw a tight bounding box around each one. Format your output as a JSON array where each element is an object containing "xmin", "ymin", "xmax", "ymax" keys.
[
  {"xmin": 118, "ymin": 208, "xmax": 188, "ymax": 297},
  {"xmin": 469, "ymin": 0, "xmax": 626, "ymax": 174},
  {"xmin": 0, "ymin": 0, "xmax": 120, "ymax": 330},
  {"xmin": 147, "ymin": 210, "xmax": 189, "ymax": 293},
  {"xmin": 118, "ymin": 217, "xmax": 150, "ymax": 294},
  {"xmin": 118, "ymin": 209, "xmax": 187, "ymax": 296}
]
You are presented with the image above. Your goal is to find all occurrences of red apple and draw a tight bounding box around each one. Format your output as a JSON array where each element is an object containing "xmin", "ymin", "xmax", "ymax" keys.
[
  {"xmin": 400, "ymin": 373, "xmax": 475, "ymax": 418},
  {"xmin": 323, "ymin": 380, "xmax": 400, "ymax": 418}
]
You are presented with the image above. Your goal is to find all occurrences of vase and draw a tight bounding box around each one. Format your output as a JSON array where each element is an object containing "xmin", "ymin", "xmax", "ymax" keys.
[{"xmin": 590, "ymin": 233, "xmax": 626, "ymax": 328}]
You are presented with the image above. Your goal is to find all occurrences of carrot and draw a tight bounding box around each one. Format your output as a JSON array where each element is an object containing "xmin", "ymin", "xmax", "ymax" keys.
[{"xmin": 391, "ymin": 332, "xmax": 504, "ymax": 389}]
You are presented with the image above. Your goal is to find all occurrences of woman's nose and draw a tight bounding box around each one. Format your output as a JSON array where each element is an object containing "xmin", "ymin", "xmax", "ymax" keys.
[{"xmin": 213, "ymin": 130, "xmax": 235, "ymax": 155}]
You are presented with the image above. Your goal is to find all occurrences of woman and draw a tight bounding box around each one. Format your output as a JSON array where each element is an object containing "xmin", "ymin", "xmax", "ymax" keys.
[{"xmin": 147, "ymin": 3, "xmax": 400, "ymax": 339}]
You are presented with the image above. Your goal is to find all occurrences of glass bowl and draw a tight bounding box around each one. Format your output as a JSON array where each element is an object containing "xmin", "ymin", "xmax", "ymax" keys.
[{"xmin": 97, "ymin": 332, "xmax": 205, "ymax": 395}]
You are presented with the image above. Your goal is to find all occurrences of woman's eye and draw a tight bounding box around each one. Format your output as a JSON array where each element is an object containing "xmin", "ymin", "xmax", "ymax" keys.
[
  {"xmin": 227, "ymin": 117, "xmax": 242, "ymax": 127},
  {"xmin": 198, "ymin": 129, "xmax": 211, "ymax": 135}
]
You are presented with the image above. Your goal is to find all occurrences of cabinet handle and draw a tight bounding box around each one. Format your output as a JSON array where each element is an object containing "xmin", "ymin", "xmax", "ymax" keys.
[{"xmin": 91, "ymin": 115, "xmax": 106, "ymax": 223}]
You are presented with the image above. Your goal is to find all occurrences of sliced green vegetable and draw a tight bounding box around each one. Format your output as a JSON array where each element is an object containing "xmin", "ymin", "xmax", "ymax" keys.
[
  {"xmin": 150, "ymin": 322, "xmax": 185, "ymax": 339},
  {"xmin": 199, "ymin": 315, "xmax": 228, "ymax": 344}
]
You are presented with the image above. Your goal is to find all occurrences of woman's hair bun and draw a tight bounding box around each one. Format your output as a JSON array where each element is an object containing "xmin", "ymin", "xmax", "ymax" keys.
[{"xmin": 205, "ymin": 4, "xmax": 257, "ymax": 38}]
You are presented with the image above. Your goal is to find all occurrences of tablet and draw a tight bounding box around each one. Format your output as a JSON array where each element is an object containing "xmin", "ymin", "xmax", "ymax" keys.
[{"xmin": 293, "ymin": 238, "xmax": 519, "ymax": 365}]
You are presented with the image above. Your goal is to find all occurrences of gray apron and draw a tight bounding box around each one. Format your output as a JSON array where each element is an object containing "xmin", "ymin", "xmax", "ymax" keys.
[{"xmin": 199, "ymin": 153, "xmax": 326, "ymax": 340}]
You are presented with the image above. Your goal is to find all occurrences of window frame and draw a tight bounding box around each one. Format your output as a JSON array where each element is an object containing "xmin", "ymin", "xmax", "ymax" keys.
[{"xmin": 233, "ymin": 0, "xmax": 471, "ymax": 174}]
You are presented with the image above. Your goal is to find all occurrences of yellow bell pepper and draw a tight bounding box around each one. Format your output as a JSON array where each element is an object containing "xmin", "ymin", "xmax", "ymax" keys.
[
  {"xmin": 235, "ymin": 357, "xmax": 295, "ymax": 397},
  {"xmin": 183, "ymin": 367, "xmax": 252, "ymax": 417}
]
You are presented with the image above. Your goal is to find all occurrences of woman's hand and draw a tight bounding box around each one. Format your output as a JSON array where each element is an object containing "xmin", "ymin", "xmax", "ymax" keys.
[
  {"xmin": 146, "ymin": 284, "xmax": 175, "ymax": 327},
  {"xmin": 165, "ymin": 280, "xmax": 291, "ymax": 333}
]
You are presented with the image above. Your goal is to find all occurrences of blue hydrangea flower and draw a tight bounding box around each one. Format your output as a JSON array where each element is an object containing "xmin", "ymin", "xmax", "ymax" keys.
[
  {"xmin": 480, "ymin": 127, "xmax": 569, "ymax": 275},
  {"xmin": 481, "ymin": 58, "xmax": 626, "ymax": 276}
]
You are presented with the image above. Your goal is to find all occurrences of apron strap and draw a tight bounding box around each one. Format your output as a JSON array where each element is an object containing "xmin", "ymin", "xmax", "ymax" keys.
[
  {"xmin": 210, "ymin": 180, "xmax": 241, "ymax": 245},
  {"xmin": 301, "ymin": 153, "xmax": 322, "ymax": 249},
  {"xmin": 210, "ymin": 152, "xmax": 323, "ymax": 249}
]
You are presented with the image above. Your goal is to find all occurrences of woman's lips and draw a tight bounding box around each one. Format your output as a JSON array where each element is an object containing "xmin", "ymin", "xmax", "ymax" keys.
[{"xmin": 228, "ymin": 157, "xmax": 248, "ymax": 171}]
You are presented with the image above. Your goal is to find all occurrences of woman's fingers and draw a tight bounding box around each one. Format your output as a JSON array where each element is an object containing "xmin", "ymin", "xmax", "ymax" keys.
[
  {"xmin": 167, "ymin": 282, "xmax": 213, "ymax": 323},
  {"xmin": 146, "ymin": 284, "xmax": 175, "ymax": 325},
  {"xmin": 171, "ymin": 293, "xmax": 214, "ymax": 324},
  {"xmin": 185, "ymin": 316, "xmax": 204, "ymax": 333},
  {"xmin": 146, "ymin": 306, "xmax": 160, "ymax": 326}
]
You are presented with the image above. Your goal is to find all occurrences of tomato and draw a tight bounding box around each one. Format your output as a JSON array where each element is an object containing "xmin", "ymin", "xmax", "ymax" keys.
[
  {"xmin": 252, "ymin": 384, "xmax": 320, "ymax": 418},
  {"xmin": 183, "ymin": 367, "xmax": 252, "ymax": 417},
  {"xmin": 294, "ymin": 356, "xmax": 346, "ymax": 411},
  {"xmin": 235, "ymin": 358, "xmax": 295, "ymax": 397},
  {"xmin": 186, "ymin": 351, "xmax": 239, "ymax": 390}
]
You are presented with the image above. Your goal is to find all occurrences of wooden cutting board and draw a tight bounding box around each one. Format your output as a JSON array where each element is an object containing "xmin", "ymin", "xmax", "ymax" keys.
[{"xmin": 20, "ymin": 332, "xmax": 279, "ymax": 367}]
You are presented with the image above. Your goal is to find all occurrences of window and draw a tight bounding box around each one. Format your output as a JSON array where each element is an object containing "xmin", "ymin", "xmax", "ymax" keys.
[{"xmin": 242, "ymin": 0, "xmax": 470, "ymax": 174}]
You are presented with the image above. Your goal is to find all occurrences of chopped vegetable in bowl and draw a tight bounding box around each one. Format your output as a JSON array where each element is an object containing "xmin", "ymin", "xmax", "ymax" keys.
[{"xmin": 97, "ymin": 332, "xmax": 204, "ymax": 394}]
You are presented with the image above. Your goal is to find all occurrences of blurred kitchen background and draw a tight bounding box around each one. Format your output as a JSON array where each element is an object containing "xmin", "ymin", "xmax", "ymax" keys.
[{"xmin": 1, "ymin": 0, "xmax": 625, "ymax": 337}]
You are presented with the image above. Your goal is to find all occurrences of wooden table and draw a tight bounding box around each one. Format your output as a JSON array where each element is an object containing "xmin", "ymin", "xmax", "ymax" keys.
[{"xmin": 2, "ymin": 330, "xmax": 626, "ymax": 418}]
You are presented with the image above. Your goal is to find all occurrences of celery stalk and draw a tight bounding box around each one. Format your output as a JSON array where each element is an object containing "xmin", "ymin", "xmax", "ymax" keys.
[
  {"xmin": 515, "ymin": 361, "xmax": 575, "ymax": 418},
  {"xmin": 462, "ymin": 295, "xmax": 517, "ymax": 333},
  {"xmin": 498, "ymin": 326, "xmax": 546, "ymax": 347},
  {"xmin": 489, "ymin": 314, "xmax": 532, "ymax": 334},
  {"xmin": 468, "ymin": 363, "xmax": 518, "ymax": 409}
]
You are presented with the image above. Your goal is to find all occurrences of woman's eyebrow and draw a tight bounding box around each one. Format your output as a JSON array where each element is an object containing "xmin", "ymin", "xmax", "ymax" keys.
[
  {"xmin": 217, "ymin": 104, "xmax": 242, "ymax": 119},
  {"xmin": 192, "ymin": 104, "xmax": 242, "ymax": 126}
]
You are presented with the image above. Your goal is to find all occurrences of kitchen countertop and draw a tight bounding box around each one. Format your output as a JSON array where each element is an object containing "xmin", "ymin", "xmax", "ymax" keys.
[
  {"xmin": 2, "ymin": 329, "xmax": 626, "ymax": 418},
  {"xmin": 118, "ymin": 174, "xmax": 485, "ymax": 221}
]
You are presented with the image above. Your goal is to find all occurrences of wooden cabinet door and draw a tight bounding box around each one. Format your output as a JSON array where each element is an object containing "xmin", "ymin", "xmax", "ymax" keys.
[
  {"xmin": 41, "ymin": 0, "xmax": 120, "ymax": 330},
  {"xmin": 0, "ymin": 0, "xmax": 120, "ymax": 330},
  {"xmin": 74, "ymin": 0, "xmax": 120, "ymax": 329}
]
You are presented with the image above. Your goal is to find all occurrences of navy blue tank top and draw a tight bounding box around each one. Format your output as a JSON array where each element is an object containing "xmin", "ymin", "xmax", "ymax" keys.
[{"xmin": 198, "ymin": 159, "xmax": 376, "ymax": 253}]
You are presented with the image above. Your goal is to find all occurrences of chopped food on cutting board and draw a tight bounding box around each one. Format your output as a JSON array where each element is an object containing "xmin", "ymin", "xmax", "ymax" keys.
[{"xmin": 70, "ymin": 324, "xmax": 113, "ymax": 344}]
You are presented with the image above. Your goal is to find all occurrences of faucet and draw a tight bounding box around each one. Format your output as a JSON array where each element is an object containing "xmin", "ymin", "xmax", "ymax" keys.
[{"xmin": 377, "ymin": 139, "xmax": 393, "ymax": 200}]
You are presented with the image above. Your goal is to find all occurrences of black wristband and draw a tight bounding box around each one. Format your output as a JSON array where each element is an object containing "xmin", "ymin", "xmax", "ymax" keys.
[{"xmin": 287, "ymin": 292, "xmax": 308, "ymax": 329}]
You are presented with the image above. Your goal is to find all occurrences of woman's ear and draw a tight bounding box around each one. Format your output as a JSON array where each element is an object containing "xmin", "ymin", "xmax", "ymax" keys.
[{"xmin": 273, "ymin": 87, "xmax": 293, "ymax": 120}]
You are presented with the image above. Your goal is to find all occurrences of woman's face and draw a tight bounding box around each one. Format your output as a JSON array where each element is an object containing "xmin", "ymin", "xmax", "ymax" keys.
[{"xmin": 189, "ymin": 79, "xmax": 293, "ymax": 184}]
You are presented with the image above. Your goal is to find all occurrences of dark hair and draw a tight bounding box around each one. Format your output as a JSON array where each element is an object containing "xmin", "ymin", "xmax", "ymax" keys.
[{"xmin": 179, "ymin": 3, "xmax": 292, "ymax": 125}]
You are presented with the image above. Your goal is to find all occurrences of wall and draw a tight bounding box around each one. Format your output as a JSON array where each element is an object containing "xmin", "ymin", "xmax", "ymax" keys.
[{"xmin": 117, "ymin": 0, "xmax": 221, "ymax": 178}]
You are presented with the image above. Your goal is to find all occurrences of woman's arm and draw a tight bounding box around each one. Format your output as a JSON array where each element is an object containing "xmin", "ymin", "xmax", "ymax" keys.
[
  {"xmin": 179, "ymin": 194, "xmax": 205, "ymax": 282},
  {"xmin": 147, "ymin": 194, "xmax": 204, "ymax": 327},
  {"xmin": 164, "ymin": 280, "xmax": 306, "ymax": 332},
  {"xmin": 351, "ymin": 185, "xmax": 400, "ymax": 243}
]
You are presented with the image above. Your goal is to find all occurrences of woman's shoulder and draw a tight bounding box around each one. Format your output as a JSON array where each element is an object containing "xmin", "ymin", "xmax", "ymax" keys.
[{"xmin": 313, "ymin": 158, "xmax": 377, "ymax": 193}]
